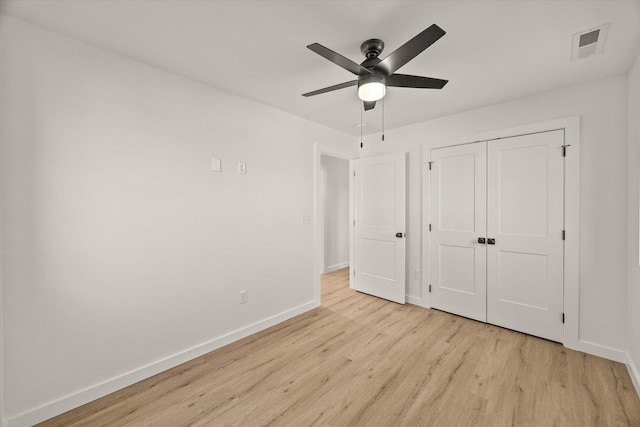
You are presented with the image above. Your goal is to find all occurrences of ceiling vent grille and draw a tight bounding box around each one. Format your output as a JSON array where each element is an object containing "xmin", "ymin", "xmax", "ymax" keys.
[{"xmin": 571, "ymin": 24, "xmax": 609, "ymax": 61}]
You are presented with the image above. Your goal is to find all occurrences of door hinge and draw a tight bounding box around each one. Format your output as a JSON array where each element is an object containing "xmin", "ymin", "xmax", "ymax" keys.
[
  {"xmin": 562, "ymin": 230, "xmax": 566, "ymax": 240},
  {"xmin": 353, "ymin": 171, "xmax": 356, "ymax": 177},
  {"xmin": 428, "ymin": 161, "xmax": 433, "ymax": 170},
  {"xmin": 354, "ymin": 220, "xmax": 356, "ymax": 227},
  {"xmin": 429, "ymin": 284, "xmax": 432, "ymax": 293},
  {"xmin": 429, "ymin": 223, "xmax": 432, "ymax": 232},
  {"xmin": 562, "ymin": 144, "xmax": 571, "ymax": 157},
  {"xmin": 562, "ymin": 313, "xmax": 565, "ymax": 324},
  {"xmin": 353, "ymin": 270, "xmax": 355, "ymax": 276}
]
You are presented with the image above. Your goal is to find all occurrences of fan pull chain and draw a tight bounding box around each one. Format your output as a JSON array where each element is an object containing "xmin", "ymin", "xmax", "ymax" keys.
[
  {"xmin": 382, "ymin": 98, "xmax": 385, "ymax": 142},
  {"xmin": 360, "ymin": 105, "xmax": 363, "ymax": 148}
]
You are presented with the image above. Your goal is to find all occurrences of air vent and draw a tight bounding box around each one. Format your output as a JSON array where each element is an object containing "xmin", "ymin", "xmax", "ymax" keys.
[
  {"xmin": 579, "ymin": 30, "xmax": 600, "ymax": 47},
  {"xmin": 571, "ymin": 24, "xmax": 609, "ymax": 61}
]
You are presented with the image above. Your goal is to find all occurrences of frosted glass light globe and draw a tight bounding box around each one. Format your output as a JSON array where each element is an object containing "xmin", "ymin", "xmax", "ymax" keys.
[
  {"xmin": 358, "ymin": 75, "xmax": 386, "ymax": 102},
  {"xmin": 358, "ymin": 81, "xmax": 386, "ymax": 101}
]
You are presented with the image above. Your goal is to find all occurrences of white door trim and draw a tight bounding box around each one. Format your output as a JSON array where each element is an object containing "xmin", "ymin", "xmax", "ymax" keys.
[
  {"xmin": 422, "ymin": 116, "xmax": 581, "ymax": 351},
  {"xmin": 320, "ymin": 164, "xmax": 327, "ymax": 273},
  {"xmin": 314, "ymin": 143, "xmax": 356, "ymax": 304}
]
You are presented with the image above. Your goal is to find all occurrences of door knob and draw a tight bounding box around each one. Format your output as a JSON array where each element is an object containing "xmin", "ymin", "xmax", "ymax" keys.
[
  {"xmin": 477, "ymin": 237, "xmax": 486, "ymax": 244},
  {"xmin": 395, "ymin": 232, "xmax": 404, "ymax": 238},
  {"xmin": 487, "ymin": 238, "xmax": 496, "ymax": 245}
]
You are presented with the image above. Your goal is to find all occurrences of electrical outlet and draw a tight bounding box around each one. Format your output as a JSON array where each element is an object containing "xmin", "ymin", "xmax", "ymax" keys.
[
  {"xmin": 240, "ymin": 290, "xmax": 248, "ymax": 304},
  {"xmin": 414, "ymin": 269, "xmax": 421, "ymax": 279}
]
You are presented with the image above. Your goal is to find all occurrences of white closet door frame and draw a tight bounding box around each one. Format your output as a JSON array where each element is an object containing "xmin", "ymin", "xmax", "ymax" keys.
[{"xmin": 422, "ymin": 116, "xmax": 580, "ymax": 351}]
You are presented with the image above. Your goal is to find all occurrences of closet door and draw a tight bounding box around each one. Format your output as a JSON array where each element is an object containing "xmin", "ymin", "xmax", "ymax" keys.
[
  {"xmin": 486, "ymin": 130, "xmax": 565, "ymax": 342},
  {"xmin": 430, "ymin": 142, "xmax": 487, "ymax": 322}
]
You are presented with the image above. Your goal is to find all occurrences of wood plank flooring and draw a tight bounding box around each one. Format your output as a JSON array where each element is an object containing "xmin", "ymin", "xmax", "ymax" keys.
[{"xmin": 39, "ymin": 268, "xmax": 640, "ymax": 426}]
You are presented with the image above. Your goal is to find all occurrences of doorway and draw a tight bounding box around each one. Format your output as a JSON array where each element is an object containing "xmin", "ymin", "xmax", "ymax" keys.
[
  {"xmin": 313, "ymin": 143, "xmax": 355, "ymax": 305},
  {"xmin": 423, "ymin": 117, "xmax": 582, "ymax": 352},
  {"xmin": 321, "ymin": 155, "xmax": 350, "ymax": 274}
]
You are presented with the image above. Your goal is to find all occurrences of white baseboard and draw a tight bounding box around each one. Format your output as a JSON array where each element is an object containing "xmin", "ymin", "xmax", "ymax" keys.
[
  {"xmin": 402, "ymin": 301, "xmax": 628, "ymax": 368},
  {"xmin": 324, "ymin": 262, "xmax": 349, "ymax": 273},
  {"xmin": 5, "ymin": 300, "xmax": 319, "ymax": 427},
  {"xmin": 575, "ymin": 340, "xmax": 627, "ymax": 363},
  {"xmin": 628, "ymin": 352, "xmax": 640, "ymax": 399}
]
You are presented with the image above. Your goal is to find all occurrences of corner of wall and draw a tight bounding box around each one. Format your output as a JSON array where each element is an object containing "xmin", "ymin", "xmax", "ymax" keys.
[
  {"xmin": 627, "ymin": 51, "xmax": 640, "ymax": 398},
  {"xmin": 628, "ymin": 352, "xmax": 640, "ymax": 398},
  {"xmin": 1, "ymin": 16, "xmax": 7, "ymax": 427},
  {"xmin": 0, "ymin": 223, "xmax": 5, "ymax": 427}
]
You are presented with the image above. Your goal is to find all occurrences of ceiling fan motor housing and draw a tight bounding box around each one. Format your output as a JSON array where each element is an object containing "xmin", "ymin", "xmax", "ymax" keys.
[{"xmin": 360, "ymin": 39, "xmax": 385, "ymax": 59}]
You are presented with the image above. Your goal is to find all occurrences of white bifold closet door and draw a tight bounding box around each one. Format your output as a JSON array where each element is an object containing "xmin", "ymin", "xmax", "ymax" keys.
[{"xmin": 430, "ymin": 130, "xmax": 565, "ymax": 342}]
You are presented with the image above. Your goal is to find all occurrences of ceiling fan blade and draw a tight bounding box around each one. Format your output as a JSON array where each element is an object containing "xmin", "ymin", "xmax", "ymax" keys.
[
  {"xmin": 386, "ymin": 74, "xmax": 448, "ymax": 89},
  {"xmin": 302, "ymin": 80, "xmax": 358, "ymax": 97},
  {"xmin": 307, "ymin": 43, "xmax": 372, "ymax": 76},
  {"xmin": 376, "ymin": 24, "xmax": 446, "ymax": 75},
  {"xmin": 363, "ymin": 101, "xmax": 376, "ymax": 111}
]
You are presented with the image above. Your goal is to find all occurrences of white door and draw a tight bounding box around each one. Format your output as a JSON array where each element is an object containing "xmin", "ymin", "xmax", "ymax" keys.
[
  {"xmin": 430, "ymin": 142, "xmax": 487, "ymax": 322},
  {"xmin": 486, "ymin": 130, "xmax": 565, "ymax": 342},
  {"xmin": 428, "ymin": 130, "xmax": 565, "ymax": 342},
  {"xmin": 354, "ymin": 153, "xmax": 406, "ymax": 304}
]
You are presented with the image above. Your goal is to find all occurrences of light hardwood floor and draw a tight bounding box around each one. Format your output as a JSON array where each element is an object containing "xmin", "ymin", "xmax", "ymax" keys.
[{"xmin": 39, "ymin": 268, "xmax": 640, "ymax": 426}]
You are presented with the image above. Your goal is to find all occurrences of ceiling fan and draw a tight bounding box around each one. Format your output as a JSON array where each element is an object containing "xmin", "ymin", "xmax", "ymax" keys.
[{"xmin": 302, "ymin": 24, "xmax": 448, "ymax": 111}]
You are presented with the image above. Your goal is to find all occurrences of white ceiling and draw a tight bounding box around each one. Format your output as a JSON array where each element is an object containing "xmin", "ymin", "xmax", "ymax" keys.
[{"xmin": 2, "ymin": 0, "xmax": 640, "ymax": 136}]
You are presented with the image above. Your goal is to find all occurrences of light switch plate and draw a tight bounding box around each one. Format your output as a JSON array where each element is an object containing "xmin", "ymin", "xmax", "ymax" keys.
[
  {"xmin": 237, "ymin": 161, "xmax": 246, "ymax": 174},
  {"xmin": 211, "ymin": 157, "xmax": 221, "ymax": 172}
]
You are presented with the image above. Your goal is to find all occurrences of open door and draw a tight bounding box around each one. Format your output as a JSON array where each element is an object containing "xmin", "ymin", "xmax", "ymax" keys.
[{"xmin": 353, "ymin": 153, "xmax": 406, "ymax": 304}]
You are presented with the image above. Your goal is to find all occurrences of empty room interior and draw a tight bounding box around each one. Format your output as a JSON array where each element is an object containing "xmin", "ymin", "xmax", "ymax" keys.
[{"xmin": 2, "ymin": 0, "xmax": 640, "ymax": 425}]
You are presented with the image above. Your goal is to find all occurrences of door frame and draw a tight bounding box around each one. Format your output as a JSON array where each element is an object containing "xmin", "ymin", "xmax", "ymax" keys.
[
  {"xmin": 422, "ymin": 116, "xmax": 581, "ymax": 352},
  {"xmin": 314, "ymin": 143, "xmax": 356, "ymax": 305}
]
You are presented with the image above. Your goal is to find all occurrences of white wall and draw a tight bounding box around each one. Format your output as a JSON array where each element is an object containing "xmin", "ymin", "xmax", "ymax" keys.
[
  {"xmin": 0, "ymin": 16, "xmax": 354, "ymax": 426},
  {"xmin": 360, "ymin": 75, "xmax": 629, "ymax": 358},
  {"xmin": 321, "ymin": 156, "xmax": 350, "ymax": 272},
  {"xmin": 627, "ymin": 53, "xmax": 640, "ymax": 394}
]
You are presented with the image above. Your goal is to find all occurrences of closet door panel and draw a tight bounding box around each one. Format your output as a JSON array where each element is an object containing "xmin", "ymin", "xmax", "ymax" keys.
[
  {"xmin": 486, "ymin": 130, "xmax": 565, "ymax": 342},
  {"xmin": 430, "ymin": 142, "xmax": 487, "ymax": 322}
]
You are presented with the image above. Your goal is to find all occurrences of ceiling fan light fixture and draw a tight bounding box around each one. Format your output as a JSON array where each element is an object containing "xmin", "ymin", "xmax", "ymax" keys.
[
  {"xmin": 358, "ymin": 75, "xmax": 386, "ymax": 101},
  {"xmin": 303, "ymin": 24, "xmax": 448, "ymax": 110}
]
